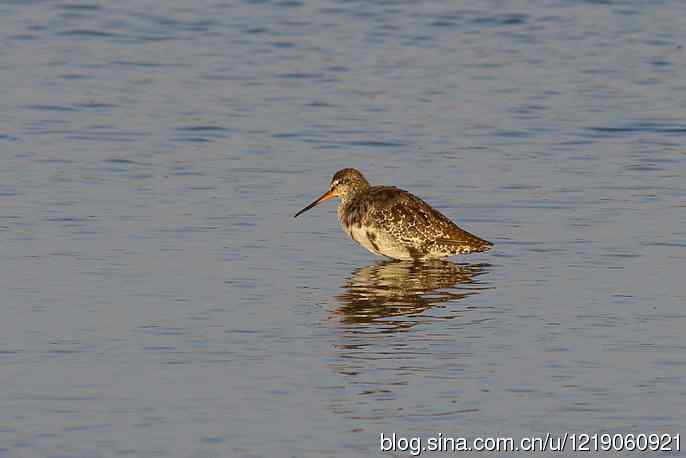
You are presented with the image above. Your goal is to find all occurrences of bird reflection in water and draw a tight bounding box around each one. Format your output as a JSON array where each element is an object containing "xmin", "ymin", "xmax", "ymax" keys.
[{"xmin": 335, "ymin": 260, "xmax": 491, "ymax": 331}]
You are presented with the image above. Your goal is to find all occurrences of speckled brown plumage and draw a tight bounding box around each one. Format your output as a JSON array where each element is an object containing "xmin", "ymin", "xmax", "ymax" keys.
[{"xmin": 294, "ymin": 168, "xmax": 492, "ymax": 260}]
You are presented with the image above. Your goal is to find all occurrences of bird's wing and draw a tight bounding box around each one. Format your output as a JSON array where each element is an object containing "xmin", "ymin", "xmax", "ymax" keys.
[
  {"xmin": 364, "ymin": 187, "xmax": 491, "ymax": 249},
  {"xmin": 363, "ymin": 187, "xmax": 450, "ymax": 241}
]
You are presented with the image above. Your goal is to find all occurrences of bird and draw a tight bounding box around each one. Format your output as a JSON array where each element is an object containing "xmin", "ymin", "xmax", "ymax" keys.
[{"xmin": 294, "ymin": 168, "xmax": 492, "ymax": 260}]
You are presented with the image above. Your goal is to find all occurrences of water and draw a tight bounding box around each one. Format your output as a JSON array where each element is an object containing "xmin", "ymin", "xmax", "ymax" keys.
[{"xmin": 1, "ymin": 1, "xmax": 684, "ymax": 457}]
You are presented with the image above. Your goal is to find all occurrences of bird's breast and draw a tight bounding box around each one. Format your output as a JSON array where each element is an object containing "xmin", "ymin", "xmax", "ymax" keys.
[
  {"xmin": 345, "ymin": 223, "xmax": 379, "ymax": 253},
  {"xmin": 340, "ymin": 219, "xmax": 417, "ymax": 260},
  {"xmin": 337, "ymin": 198, "xmax": 370, "ymax": 229}
]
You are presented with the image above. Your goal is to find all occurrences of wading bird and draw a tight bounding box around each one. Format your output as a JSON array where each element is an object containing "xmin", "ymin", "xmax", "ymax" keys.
[{"xmin": 294, "ymin": 168, "xmax": 492, "ymax": 260}]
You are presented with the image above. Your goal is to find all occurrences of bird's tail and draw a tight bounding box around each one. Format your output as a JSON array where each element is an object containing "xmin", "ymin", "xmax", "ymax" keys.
[{"xmin": 432, "ymin": 236, "xmax": 493, "ymax": 254}]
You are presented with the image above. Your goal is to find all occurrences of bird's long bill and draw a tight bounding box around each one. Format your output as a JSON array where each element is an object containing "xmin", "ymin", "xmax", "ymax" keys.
[{"xmin": 294, "ymin": 189, "xmax": 336, "ymax": 218}]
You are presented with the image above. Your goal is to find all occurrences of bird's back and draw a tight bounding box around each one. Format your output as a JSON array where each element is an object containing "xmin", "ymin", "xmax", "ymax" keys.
[{"xmin": 339, "ymin": 186, "xmax": 492, "ymax": 260}]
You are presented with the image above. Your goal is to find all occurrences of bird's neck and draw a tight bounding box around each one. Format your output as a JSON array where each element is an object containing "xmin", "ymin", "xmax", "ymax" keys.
[{"xmin": 338, "ymin": 185, "xmax": 368, "ymax": 207}]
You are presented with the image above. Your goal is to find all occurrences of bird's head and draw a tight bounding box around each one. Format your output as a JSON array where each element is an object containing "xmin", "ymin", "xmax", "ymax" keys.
[{"xmin": 294, "ymin": 168, "xmax": 370, "ymax": 217}]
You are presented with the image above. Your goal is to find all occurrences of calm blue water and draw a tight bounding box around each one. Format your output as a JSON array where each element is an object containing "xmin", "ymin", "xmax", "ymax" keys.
[{"xmin": 0, "ymin": 1, "xmax": 684, "ymax": 457}]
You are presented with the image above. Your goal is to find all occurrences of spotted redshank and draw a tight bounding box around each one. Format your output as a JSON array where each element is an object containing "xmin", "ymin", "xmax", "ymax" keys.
[{"xmin": 294, "ymin": 168, "xmax": 492, "ymax": 260}]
